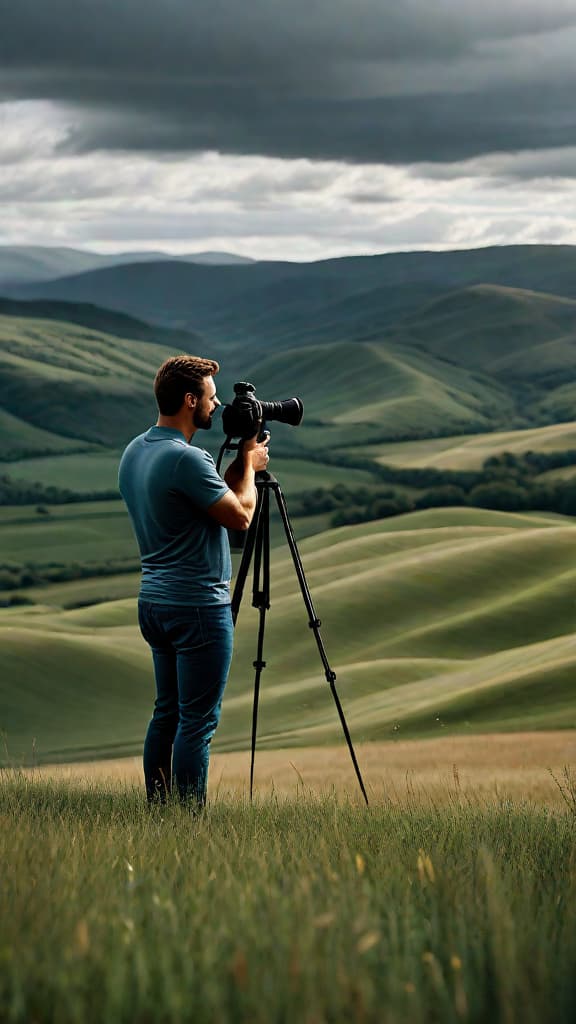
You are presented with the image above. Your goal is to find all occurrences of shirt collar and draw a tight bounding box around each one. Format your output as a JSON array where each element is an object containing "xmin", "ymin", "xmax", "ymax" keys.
[{"xmin": 145, "ymin": 426, "xmax": 188, "ymax": 444}]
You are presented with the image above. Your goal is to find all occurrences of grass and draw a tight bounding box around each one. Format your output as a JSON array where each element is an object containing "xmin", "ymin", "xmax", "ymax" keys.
[{"xmin": 1, "ymin": 775, "xmax": 576, "ymax": 1023}]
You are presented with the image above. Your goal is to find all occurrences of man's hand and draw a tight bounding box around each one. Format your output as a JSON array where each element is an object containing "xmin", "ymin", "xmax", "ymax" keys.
[
  {"xmin": 243, "ymin": 431, "xmax": 270, "ymax": 473},
  {"xmin": 213, "ymin": 432, "xmax": 270, "ymax": 531}
]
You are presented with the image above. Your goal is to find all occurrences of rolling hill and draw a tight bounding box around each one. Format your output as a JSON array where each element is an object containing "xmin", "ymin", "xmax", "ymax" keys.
[
  {"xmin": 0, "ymin": 315, "xmax": 168, "ymax": 447},
  {"xmin": 386, "ymin": 284, "xmax": 576, "ymax": 378},
  {"xmin": 2, "ymin": 507, "xmax": 576, "ymax": 764},
  {"xmin": 0, "ymin": 298, "xmax": 202, "ymax": 351}
]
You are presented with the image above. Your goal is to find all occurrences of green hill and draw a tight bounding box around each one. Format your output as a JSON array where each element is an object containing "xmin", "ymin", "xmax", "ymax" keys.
[
  {"xmin": 0, "ymin": 298, "xmax": 202, "ymax": 351},
  {"xmin": 2, "ymin": 507, "xmax": 576, "ymax": 764},
  {"xmin": 247, "ymin": 340, "xmax": 513, "ymax": 450},
  {"xmin": 0, "ymin": 313, "xmax": 194, "ymax": 448},
  {"xmin": 389, "ymin": 284, "xmax": 576, "ymax": 378}
]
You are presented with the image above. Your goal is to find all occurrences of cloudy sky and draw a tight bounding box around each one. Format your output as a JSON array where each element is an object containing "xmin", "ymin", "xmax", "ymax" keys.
[{"xmin": 1, "ymin": 0, "xmax": 576, "ymax": 260}]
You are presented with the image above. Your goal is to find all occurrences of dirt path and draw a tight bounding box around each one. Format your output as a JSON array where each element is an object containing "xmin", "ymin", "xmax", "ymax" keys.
[{"xmin": 22, "ymin": 731, "xmax": 576, "ymax": 805}]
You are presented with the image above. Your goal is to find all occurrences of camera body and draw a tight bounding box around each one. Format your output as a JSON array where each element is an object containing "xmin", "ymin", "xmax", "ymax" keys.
[{"xmin": 222, "ymin": 382, "xmax": 303, "ymax": 440}]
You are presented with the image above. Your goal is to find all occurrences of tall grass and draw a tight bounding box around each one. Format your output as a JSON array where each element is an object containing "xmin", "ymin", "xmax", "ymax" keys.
[{"xmin": 1, "ymin": 775, "xmax": 575, "ymax": 1023}]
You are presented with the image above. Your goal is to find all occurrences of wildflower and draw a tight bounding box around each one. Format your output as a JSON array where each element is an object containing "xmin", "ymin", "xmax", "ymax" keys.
[
  {"xmin": 417, "ymin": 850, "xmax": 435, "ymax": 885},
  {"xmin": 74, "ymin": 920, "xmax": 90, "ymax": 955},
  {"xmin": 355, "ymin": 853, "xmax": 366, "ymax": 875},
  {"xmin": 313, "ymin": 912, "xmax": 335, "ymax": 929},
  {"xmin": 357, "ymin": 931, "xmax": 380, "ymax": 954}
]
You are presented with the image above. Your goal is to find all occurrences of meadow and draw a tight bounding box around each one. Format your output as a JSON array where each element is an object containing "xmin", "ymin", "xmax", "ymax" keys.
[{"xmin": 1, "ymin": 773, "xmax": 576, "ymax": 1024}]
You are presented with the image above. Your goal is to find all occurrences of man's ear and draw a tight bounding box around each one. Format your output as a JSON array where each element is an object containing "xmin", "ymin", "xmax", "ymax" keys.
[{"xmin": 185, "ymin": 392, "xmax": 198, "ymax": 410}]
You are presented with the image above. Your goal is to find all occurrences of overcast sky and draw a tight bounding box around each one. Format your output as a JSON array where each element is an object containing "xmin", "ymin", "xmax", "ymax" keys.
[{"xmin": 1, "ymin": 0, "xmax": 576, "ymax": 260}]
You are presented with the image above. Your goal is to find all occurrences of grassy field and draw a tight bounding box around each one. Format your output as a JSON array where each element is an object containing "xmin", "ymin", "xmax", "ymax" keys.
[
  {"xmin": 2, "ymin": 450, "xmax": 375, "ymax": 495},
  {"xmin": 28, "ymin": 732, "xmax": 576, "ymax": 807},
  {"xmin": 1, "ymin": 773, "xmax": 576, "ymax": 1023},
  {"xmin": 3, "ymin": 506, "xmax": 576, "ymax": 765},
  {"xmin": 0, "ymin": 500, "xmax": 331, "ymax": 590},
  {"xmin": 342, "ymin": 420, "xmax": 576, "ymax": 470}
]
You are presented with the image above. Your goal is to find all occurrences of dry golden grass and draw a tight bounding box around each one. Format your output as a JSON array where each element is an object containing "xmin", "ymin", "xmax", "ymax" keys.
[{"xmin": 26, "ymin": 731, "xmax": 576, "ymax": 806}]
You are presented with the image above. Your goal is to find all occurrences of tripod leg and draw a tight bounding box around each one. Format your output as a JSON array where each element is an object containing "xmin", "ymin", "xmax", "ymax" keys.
[
  {"xmin": 272, "ymin": 483, "xmax": 369, "ymax": 805},
  {"xmin": 231, "ymin": 484, "xmax": 264, "ymax": 625},
  {"xmin": 249, "ymin": 602, "xmax": 268, "ymax": 800},
  {"xmin": 248, "ymin": 486, "xmax": 271, "ymax": 799}
]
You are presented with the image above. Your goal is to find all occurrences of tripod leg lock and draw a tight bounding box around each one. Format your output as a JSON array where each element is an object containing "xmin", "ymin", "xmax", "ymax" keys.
[
  {"xmin": 326, "ymin": 670, "xmax": 337, "ymax": 684},
  {"xmin": 308, "ymin": 618, "xmax": 322, "ymax": 629},
  {"xmin": 253, "ymin": 659, "xmax": 267, "ymax": 670}
]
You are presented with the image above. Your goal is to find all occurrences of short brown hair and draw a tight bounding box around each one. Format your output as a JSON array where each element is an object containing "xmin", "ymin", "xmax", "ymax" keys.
[{"xmin": 154, "ymin": 355, "xmax": 220, "ymax": 415}]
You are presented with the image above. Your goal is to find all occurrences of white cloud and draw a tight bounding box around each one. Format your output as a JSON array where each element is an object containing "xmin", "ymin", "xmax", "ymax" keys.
[{"xmin": 1, "ymin": 99, "xmax": 576, "ymax": 259}]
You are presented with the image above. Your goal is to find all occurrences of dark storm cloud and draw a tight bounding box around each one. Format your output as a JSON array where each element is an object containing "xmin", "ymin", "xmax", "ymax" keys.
[{"xmin": 2, "ymin": 1, "xmax": 576, "ymax": 165}]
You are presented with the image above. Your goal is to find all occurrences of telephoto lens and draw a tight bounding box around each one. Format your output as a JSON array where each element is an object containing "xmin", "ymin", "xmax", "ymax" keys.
[{"xmin": 222, "ymin": 382, "xmax": 303, "ymax": 440}]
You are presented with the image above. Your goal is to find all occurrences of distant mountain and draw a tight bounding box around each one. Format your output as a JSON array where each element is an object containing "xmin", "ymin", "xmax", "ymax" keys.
[
  {"xmin": 0, "ymin": 245, "xmax": 255, "ymax": 287},
  {"xmin": 10, "ymin": 245, "xmax": 576, "ymax": 338}
]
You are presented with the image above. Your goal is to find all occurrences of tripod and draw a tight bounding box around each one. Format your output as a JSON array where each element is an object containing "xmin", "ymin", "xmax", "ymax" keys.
[{"xmin": 230, "ymin": 470, "xmax": 369, "ymax": 804}]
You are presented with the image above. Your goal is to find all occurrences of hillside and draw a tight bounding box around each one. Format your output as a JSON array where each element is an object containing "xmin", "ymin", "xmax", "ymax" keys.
[
  {"xmin": 388, "ymin": 284, "xmax": 576, "ymax": 379},
  {"xmin": 0, "ymin": 314, "xmax": 172, "ymax": 447},
  {"xmin": 2, "ymin": 507, "xmax": 576, "ymax": 764},
  {"xmin": 248, "ymin": 340, "xmax": 513, "ymax": 450},
  {"xmin": 0, "ymin": 298, "xmax": 202, "ymax": 351}
]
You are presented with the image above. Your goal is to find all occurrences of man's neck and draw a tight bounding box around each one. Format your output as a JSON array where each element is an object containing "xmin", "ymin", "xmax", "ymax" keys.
[{"xmin": 156, "ymin": 415, "xmax": 196, "ymax": 443}]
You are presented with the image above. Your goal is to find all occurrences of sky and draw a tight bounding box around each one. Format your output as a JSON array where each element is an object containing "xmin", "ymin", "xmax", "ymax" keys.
[{"xmin": 1, "ymin": 0, "xmax": 576, "ymax": 261}]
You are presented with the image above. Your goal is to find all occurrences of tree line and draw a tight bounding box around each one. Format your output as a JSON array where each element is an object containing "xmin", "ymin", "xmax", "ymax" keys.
[{"xmin": 291, "ymin": 450, "xmax": 576, "ymax": 525}]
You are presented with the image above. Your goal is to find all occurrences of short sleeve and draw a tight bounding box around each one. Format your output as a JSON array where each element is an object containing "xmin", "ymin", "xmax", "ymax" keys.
[{"xmin": 173, "ymin": 446, "xmax": 230, "ymax": 510}]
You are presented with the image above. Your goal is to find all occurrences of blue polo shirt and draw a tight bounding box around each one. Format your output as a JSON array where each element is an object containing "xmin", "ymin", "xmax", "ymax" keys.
[{"xmin": 118, "ymin": 426, "xmax": 231, "ymax": 606}]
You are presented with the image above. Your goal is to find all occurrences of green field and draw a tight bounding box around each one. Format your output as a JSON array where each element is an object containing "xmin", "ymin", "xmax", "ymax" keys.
[
  {"xmin": 0, "ymin": 501, "xmax": 332, "ymax": 590},
  {"xmin": 2, "ymin": 780, "xmax": 576, "ymax": 1024},
  {"xmin": 2, "ymin": 451, "xmax": 375, "ymax": 495},
  {"xmin": 342, "ymin": 420, "xmax": 576, "ymax": 471},
  {"xmin": 2, "ymin": 506, "xmax": 576, "ymax": 765}
]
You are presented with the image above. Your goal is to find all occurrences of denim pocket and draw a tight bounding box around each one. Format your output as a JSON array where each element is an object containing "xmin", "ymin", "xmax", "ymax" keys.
[{"xmin": 163, "ymin": 607, "xmax": 208, "ymax": 650}]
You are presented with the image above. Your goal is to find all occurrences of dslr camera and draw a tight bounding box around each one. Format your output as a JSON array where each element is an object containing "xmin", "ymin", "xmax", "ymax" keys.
[{"xmin": 222, "ymin": 382, "xmax": 303, "ymax": 441}]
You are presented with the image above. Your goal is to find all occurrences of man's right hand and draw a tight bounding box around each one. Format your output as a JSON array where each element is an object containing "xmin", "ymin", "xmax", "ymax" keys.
[{"xmin": 243, "ymin": 432, "xmax": 270, "ymax": 473}]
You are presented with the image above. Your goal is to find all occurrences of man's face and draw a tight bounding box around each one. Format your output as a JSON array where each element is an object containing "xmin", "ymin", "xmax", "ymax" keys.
[{"xmin": 192, "ymin": 375, "xmax": 221, "ymax": 430}]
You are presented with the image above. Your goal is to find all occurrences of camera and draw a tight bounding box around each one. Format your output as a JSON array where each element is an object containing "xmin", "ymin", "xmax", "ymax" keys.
[{"xmin": 222, "ymin": 382, "xmax": 303, "ymax": 440}]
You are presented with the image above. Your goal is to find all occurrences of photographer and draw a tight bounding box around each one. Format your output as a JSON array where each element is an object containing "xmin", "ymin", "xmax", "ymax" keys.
[{"xmin": 118, "ymin": 355, "xmax": 269, "ymax": 806}]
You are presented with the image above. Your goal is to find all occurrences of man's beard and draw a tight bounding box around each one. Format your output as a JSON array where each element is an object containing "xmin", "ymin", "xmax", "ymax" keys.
[{"xmin": 193, "ymin": 407, "xmax": 212, "ymax": 430}]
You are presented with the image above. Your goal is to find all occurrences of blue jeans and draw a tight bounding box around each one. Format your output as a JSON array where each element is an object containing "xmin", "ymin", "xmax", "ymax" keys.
[{"xmin": 138, "ymin": 601, "xmax": 234, "ymax": 805}]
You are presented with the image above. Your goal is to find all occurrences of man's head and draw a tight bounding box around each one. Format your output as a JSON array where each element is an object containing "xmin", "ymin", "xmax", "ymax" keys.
[{"xmin": 154, "ymin": 355, "xmax": 221, "ymax": 431}]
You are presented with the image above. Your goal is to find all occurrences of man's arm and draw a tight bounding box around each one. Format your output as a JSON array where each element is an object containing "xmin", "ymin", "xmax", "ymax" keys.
[{"xmin": 207, "ymin": 435, "xmax": 269, "ymax": 531}]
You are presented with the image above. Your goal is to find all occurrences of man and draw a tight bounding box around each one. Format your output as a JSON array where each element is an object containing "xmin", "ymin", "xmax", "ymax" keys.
[{"xmin": 118, "ymin": 355, "xmax": 269, "ymax": 805}]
